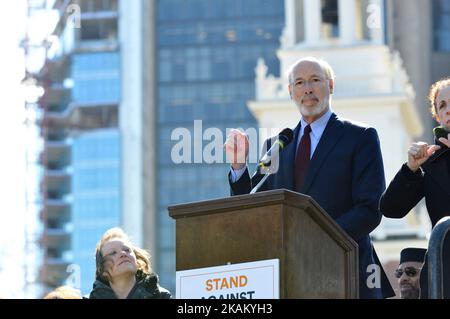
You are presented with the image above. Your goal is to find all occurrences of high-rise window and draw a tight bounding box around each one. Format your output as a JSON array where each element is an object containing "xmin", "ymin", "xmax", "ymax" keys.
[
  {"xmin": 72, "ymin": 52, "xmax": 120, "ymax": 104},
  {"xmin": 72, "ymin": 130, "xmax": 121, "ymax": 295},
  {"xmin": 433, "ymin": 0, "xmax": 450, "ymax": 52},
  {"xmin": 321, "ymin": 0, "xmax": 339, "ymax": 38},
  {"xmin": 79, "ymin": 0, "xmax": 118, "ymax": 13}
]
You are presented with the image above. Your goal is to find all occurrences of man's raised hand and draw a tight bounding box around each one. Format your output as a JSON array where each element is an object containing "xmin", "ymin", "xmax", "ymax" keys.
[{"xmin": 224, "ymin": 129, "xmax": 249, "ymax": 170}]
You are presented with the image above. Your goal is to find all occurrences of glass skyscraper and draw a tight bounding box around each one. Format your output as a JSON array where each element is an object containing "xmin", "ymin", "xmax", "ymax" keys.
[
  {"xmin": 69, "ymin": 41, "xmax": 121, "ymax": 296},
  {"xmin": 433, "ymin": 0, "xmax": 450, "ymax": 52},
  {"xmin": 156, "ymin": 0, "xmax": 285, "ymax": 291},
  {"xmin": 72, "ymin": 129, "xmax": 121, "ymax": 294},
  {"xmin": 39, "ymin": 0, "xmax": 120, "ymax": 296}
]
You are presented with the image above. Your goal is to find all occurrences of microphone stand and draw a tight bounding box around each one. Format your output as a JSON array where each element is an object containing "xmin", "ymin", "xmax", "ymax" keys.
[
  {"xmin": 248, "ymin": 128, "xmax": 293, "ymax": 195},
  {"xmin": 250, "ymin": 164, "xmax": 275, "ymax": 194},
  {"xmin": 250, "ymin": 173, "xmax": 271, "ymax": 194}
]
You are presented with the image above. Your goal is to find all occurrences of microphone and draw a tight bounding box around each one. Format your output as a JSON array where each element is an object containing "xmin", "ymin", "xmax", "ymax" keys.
[
  {"xmin": 250, "ymin": 128, "xmax": 294, "ymax": 194},
  {"xmin": 258, "ymin": 128, "xmax": 294, "ymax": 170}
]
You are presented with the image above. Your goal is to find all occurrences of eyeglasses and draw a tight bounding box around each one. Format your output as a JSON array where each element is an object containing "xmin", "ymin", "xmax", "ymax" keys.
[
  {"xmin": 395, "ymin": 267, "xmax": 421, "ymax": 278},
  {"xmin": 290, "ymin": 77, "xmax": 328, "ymax": 88}
]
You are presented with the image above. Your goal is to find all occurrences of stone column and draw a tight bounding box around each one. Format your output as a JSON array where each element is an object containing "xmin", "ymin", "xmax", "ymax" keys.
[
  {"xmin": 282, "ymin": 0, "xmax": 297, "ymax": 47},
  {"xmin": 338, "ymin": 0, "xmax": 356, "ymax": 45},
  {"xmin": 303, "ymin": 0, "xmax": 321, "ymax": 45},
  {"xmin": 367, "ymin": 0, "xmax": 384, "ymax": 44}
]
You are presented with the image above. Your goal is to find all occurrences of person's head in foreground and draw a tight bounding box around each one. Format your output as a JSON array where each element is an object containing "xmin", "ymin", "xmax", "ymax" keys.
[{"xmin": 43, "ymin": 286, "xmax": 82, "ymax": 299}]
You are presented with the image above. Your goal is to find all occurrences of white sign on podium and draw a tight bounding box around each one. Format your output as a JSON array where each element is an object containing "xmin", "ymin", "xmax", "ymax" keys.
[{"xmin": 176, "ymin": 259, "xmax": 279, "ymax": 299}]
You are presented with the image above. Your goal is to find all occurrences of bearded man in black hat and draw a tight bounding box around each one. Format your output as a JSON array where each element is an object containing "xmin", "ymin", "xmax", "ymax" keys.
[{"xmin": 395, "ymin": 248, "xmax": 426, "ymax": 299}]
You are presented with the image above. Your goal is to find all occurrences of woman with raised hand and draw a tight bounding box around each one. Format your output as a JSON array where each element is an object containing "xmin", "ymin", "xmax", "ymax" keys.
[{"xmin": 380, "ymin": 77, "xmax": 450, "ymax": 298}]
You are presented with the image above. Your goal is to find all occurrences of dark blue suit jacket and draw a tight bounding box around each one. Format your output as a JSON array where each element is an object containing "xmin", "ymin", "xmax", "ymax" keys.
[{"xmin": 229, "ymin": 113, "xmax": 395, "ymax": 298}]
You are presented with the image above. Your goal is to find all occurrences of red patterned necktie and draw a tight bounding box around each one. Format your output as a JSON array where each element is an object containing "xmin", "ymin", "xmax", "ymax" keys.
[{"xmin": 294, "ymin": 125, "xmax": 311, "ymax": 191}]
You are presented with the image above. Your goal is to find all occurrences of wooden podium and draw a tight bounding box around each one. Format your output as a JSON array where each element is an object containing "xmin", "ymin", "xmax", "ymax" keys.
[{"xmin": 168, "ymin": 189, "xmax": 358, "ymax": 298}]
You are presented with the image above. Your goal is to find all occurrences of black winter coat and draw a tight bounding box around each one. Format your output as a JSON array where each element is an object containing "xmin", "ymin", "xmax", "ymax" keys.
[{"xmin": 89, "ymin": 271, "xmax": 171, "ymax": 299}]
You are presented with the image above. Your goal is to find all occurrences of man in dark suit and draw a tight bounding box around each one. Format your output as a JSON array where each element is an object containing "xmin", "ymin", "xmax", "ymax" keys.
[{"xmin": 224, "ymin": 56, "xmax": 394, "ymax": 298}]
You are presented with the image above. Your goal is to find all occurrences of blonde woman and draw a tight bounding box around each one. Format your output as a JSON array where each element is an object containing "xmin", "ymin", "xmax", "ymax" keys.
[{"xmin": 89, "ymin": 227, "xmax": 171, "ymax": 299}]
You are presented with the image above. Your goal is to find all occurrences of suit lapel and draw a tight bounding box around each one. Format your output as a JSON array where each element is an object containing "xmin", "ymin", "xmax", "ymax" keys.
[
  {"xmin": 427, "ymin": 148, "xmax": 450, "ymax": 197},
  {"xmin": 301, "ymin": 113, "xmax": 345, "ymax": 193}
]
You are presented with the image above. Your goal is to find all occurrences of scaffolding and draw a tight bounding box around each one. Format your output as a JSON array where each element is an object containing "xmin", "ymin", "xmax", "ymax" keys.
[
  {"xmin": 22, "ymin": 0, "xmax": 56, "ymax": 297},
  {"xmin": 23, "ymin": 0, "xmax": 121, "ymax": 296}
]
